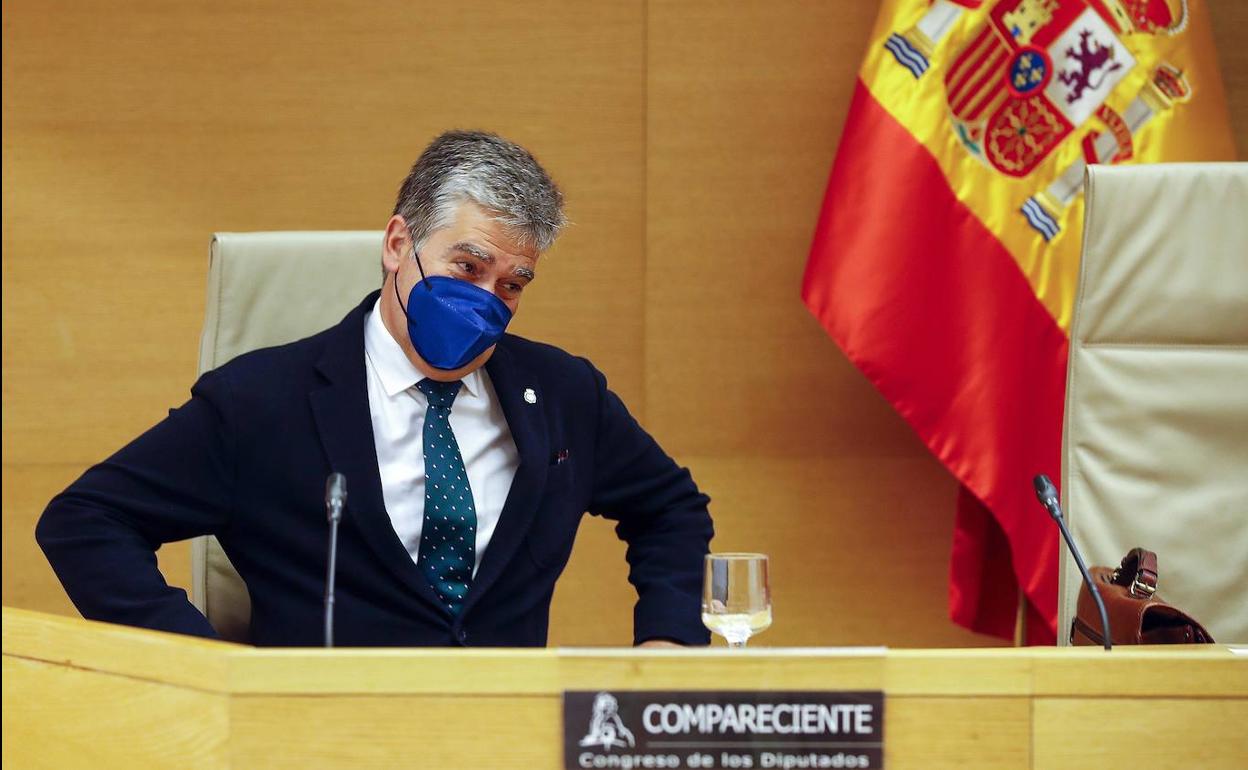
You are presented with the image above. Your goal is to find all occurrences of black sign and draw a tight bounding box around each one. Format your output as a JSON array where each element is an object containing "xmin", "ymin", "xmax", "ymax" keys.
[{"xmin": 563, "ymin": 690, "xmax": 884, "ymax": 769}]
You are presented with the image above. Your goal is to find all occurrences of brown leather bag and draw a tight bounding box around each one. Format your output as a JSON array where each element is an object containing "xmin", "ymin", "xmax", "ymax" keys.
[{"xmin": 1071, "ymin": 548, "xmax": 1215, "ymax": 646}]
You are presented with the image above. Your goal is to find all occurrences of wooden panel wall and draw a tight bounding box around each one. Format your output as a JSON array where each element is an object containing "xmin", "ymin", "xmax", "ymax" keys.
[
  {"xmin": 1, "ymin": 0, "xmax": 648, "ymax": 636},
  {"xmin": 4, "ymin": 1, "xmax": 1245, "ymax": 647}
]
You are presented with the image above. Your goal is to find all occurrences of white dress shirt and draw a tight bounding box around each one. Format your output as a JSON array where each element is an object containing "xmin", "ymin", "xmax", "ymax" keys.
[{"xmin": 363, "ymin": 299, "xmax": 519, "ymax": 576}]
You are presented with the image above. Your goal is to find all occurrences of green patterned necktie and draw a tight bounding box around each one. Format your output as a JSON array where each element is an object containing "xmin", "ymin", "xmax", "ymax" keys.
[{"xmin": 415, "ymin": 378, "xmax": 476, "ymax": 614}]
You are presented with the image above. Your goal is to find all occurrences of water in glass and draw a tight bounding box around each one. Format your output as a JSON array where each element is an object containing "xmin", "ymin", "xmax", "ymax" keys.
[{"xmin": 702, "ymin": 553, "xmax": 771, "ymax": 647}]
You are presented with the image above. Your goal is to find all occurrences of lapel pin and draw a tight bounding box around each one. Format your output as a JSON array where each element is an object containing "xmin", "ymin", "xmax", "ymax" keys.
[{"xmin": 523, "ymin": 388, "xmax": 537, "ymax": 404}]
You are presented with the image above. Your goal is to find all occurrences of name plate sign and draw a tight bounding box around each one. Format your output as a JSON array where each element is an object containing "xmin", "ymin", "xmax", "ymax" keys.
[{"xmin": 563, "ymin": 690, "xmax": 884, "ymax": 770}]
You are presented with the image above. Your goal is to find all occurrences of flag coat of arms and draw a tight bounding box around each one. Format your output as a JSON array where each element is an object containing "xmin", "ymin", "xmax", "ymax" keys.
[{"xmin": 803, "ymin": 0, "xmax": 1235, "ymax": 641}]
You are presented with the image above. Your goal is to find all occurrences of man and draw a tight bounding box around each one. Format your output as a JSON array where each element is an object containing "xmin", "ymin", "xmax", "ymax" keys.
[{"xmin": 36, "ymin": 130, "xmax": 714, "ymax": 648}]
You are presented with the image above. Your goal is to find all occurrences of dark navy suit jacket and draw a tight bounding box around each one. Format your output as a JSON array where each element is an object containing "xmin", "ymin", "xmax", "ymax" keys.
[{"xmin": 37, "ymin": 292, "xmax": 713, "ymax": 647}]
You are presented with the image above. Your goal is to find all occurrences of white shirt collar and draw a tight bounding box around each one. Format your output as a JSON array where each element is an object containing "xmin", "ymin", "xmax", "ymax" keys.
[{"xmin": 363, "ymin": 298, "xmax": 483, "ymax": 399}]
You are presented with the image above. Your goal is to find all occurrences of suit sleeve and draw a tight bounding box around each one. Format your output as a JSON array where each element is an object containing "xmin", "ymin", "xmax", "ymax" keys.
[
  {"xmin": 582, "ymin": 361, "xmax": 714, "ymax": 646},
  {"xmin": 35, "ymin": 369, "xmax": 238, "ymax": 638}
]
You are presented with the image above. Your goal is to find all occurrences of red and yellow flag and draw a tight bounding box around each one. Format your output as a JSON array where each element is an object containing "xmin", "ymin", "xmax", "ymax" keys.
[{"xmin": 802, "ymin": 0, "xmax": 1236, "ymax": 642}]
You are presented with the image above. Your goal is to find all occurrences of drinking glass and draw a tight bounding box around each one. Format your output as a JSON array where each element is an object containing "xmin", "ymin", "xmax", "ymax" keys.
[{"xmin": 701, "ymin": 553, "xmax": 772, "ymax": 648}]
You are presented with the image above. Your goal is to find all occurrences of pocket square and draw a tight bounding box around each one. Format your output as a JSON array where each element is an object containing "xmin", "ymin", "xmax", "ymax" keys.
[{"xmin": 552, "ymin": 449, "xmax": 570, "ymax": 465}]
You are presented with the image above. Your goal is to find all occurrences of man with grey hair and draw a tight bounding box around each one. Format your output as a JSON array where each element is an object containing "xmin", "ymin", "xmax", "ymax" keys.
[{"xmin": 37, "ymin": 131, "xmax": 715, "ymax": 648}]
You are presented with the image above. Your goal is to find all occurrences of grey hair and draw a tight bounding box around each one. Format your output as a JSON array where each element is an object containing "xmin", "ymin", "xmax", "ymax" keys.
[{"xmin": 393, "ymin": 130, "xmax": 567, "ymax": 255}]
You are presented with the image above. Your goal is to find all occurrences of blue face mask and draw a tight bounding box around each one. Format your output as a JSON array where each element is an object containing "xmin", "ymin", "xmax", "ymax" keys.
[{"xmin": 394, "ymin": 252, "xmax": 513, "ymax": 371}]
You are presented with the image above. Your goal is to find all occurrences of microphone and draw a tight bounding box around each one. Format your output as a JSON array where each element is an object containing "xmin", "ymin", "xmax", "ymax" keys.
[
  {"xmin": 324, "ymin": 473, "xmax": 347, "ymax": 648},
  {"xmin": 1032, "ymin": 474, "xmax": 1112, "ymax": 650}
]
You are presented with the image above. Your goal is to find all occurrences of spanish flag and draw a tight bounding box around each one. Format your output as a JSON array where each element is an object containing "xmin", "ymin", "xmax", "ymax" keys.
[{"xmin": 802, "ymin": 0, "xmax": 1235, "ymax": 642}]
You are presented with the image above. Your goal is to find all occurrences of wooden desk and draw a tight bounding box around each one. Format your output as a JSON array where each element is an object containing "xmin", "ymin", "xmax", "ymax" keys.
[{"xmin": 4, "ymin": 607, "xmax": 1245, "ymax": 768}]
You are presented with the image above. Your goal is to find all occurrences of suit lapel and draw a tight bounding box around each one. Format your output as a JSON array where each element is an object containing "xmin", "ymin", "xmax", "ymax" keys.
[
  {"xmin": 463, "ymin": 340, "xmax": 550, "ymax": 614},
  {"xmin": 309, "ymin": 292, "xmax": 449, "ymax": 617}
]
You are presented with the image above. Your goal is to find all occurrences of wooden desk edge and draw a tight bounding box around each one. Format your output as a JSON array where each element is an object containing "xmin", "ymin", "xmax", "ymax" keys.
[{"xmin": 5, "ymin": 607, "xmax": 1245, "ymax": 697}]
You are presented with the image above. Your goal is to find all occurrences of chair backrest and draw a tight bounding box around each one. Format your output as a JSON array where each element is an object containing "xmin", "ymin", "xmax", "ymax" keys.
[
  {"xmin": 1059, "ymin": 163, "xmax": 1248, "ymax": 644},
  {"xmin": 191, "ymin": 231, "xmax": 383, "ymax": 641}
]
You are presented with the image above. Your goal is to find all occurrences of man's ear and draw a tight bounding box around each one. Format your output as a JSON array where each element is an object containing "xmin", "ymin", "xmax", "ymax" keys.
[{"xmin": 382, "ymin": 215, "xmax": 411, "ymax": 276}]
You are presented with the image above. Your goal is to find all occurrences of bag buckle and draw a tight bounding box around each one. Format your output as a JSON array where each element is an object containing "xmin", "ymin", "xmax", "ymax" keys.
[
  {"xmin": 1131, "ymin": 576, "xmax": 1157, "ymax": 598},
  {"xmin": 1112, "ymin": 567, "xmax": 1157, "ymax": 599},
  {"xmin": 1113, "ymin": 567, "xmax": 1157, "ymax": 598}
]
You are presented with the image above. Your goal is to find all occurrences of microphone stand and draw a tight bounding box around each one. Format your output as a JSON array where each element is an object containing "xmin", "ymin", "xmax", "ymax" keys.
[
  {"xmin": 324, "ymin": 474, "xmax": 347, "ymax": 648},
  {"xmin": 1033, "ymin": 474, "xmax": 1111, "ymax": 650}
]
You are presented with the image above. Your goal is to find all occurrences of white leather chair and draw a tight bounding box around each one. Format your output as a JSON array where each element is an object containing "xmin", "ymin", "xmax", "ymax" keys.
[
  {"xmin": 1058, "ymin": 163, "xmax": 1248, "ymax": 645},
  {"xmin": 191, "ymin": 231, "xmax": 383, "ymax": 641}
]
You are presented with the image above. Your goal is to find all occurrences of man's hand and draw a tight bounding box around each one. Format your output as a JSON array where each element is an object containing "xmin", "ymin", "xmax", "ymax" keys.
[{"xmin": 637, "ymin": 639, "xmax": 685, "ymax": 649}]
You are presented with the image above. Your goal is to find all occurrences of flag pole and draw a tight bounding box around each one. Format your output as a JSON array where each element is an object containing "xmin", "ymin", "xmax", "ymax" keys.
[{"xmin": 1013, "ymin": 586, "xmax": 1027, "ymax": 646}]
